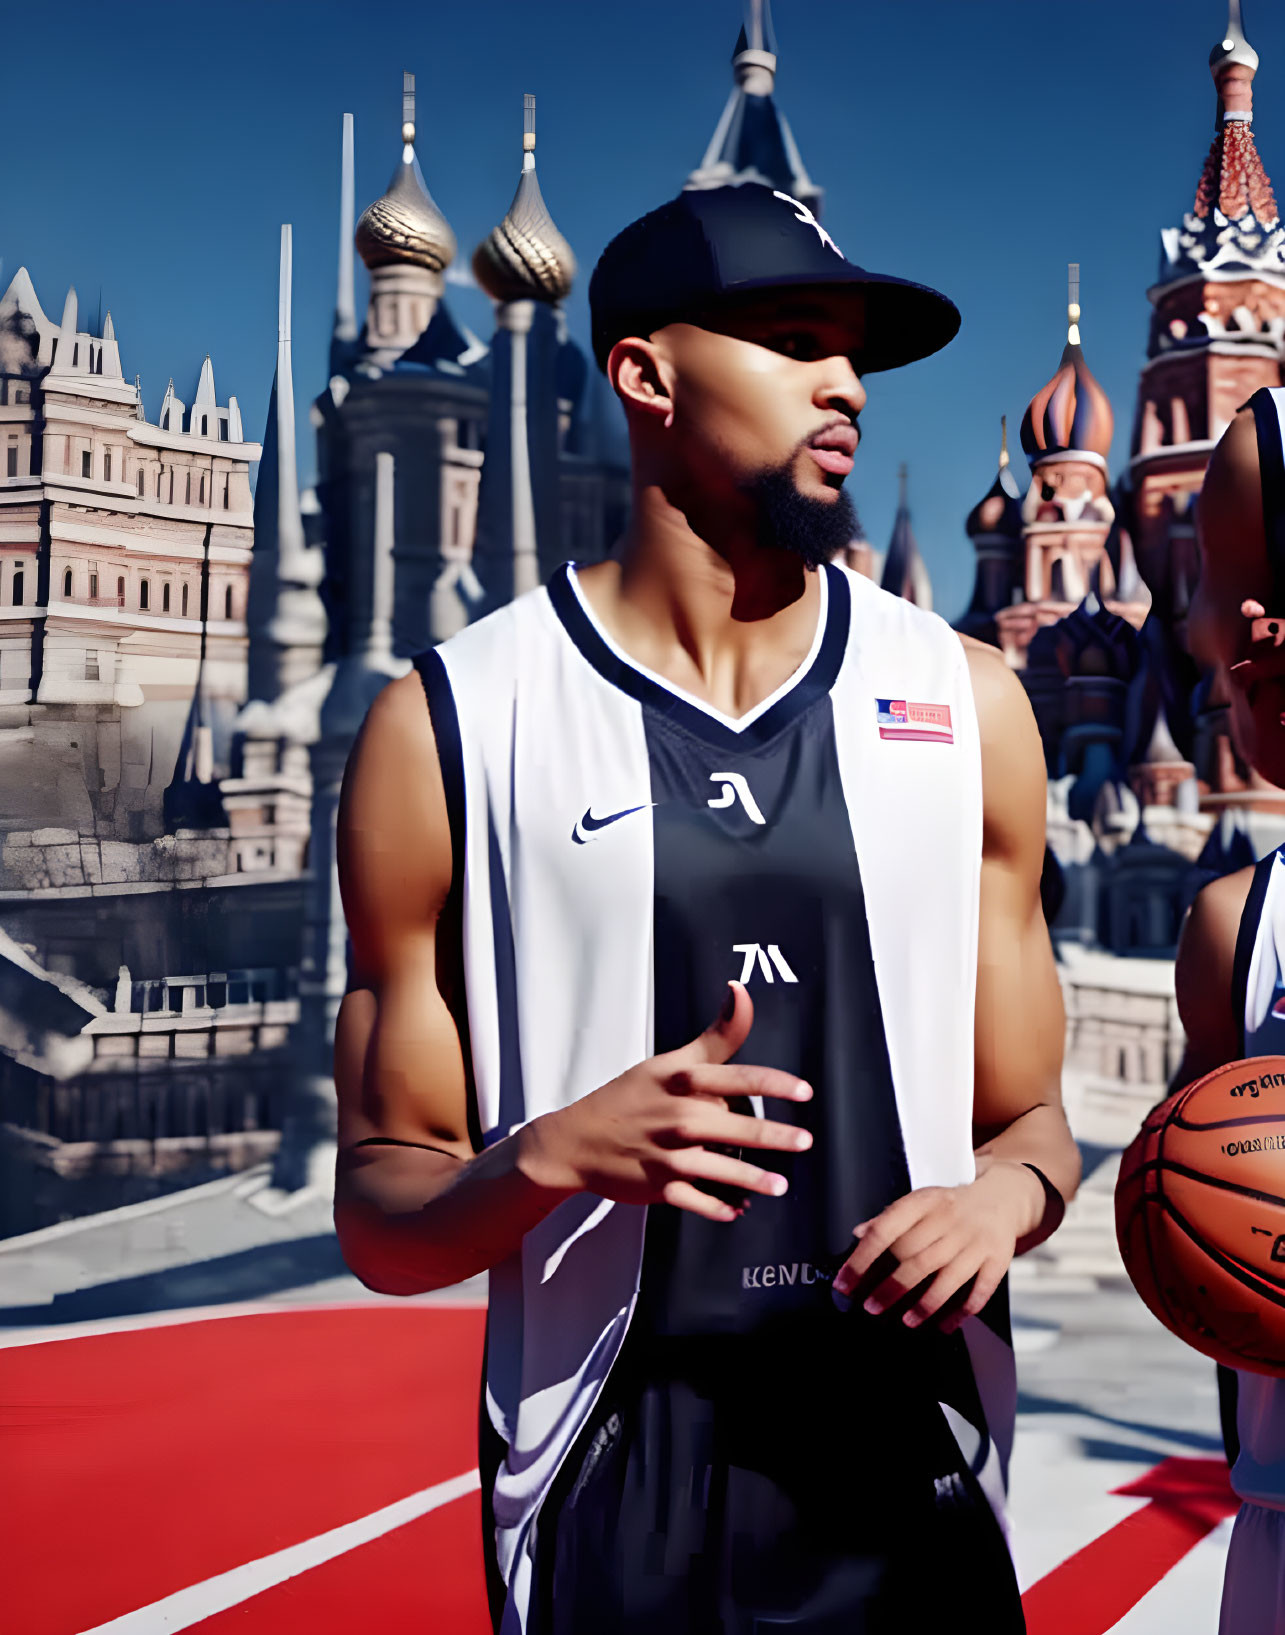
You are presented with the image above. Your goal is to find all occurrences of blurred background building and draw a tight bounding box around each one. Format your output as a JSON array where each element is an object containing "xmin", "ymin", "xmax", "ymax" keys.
[{"xmin": 1, "ymin": 0, "xmax": 1282, "ymax": 1232}]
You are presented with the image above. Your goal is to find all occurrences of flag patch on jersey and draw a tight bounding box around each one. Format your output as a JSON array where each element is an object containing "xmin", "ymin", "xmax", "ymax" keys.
[{"xmin": 876, "ymin": 699, "xmax": 953, "ymax": 744}]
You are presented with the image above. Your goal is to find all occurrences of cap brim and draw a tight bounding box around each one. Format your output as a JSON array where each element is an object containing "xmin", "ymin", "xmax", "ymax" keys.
[{"xmin": 722, "ymin": 269, "xmax": 961, "ymax": 373}]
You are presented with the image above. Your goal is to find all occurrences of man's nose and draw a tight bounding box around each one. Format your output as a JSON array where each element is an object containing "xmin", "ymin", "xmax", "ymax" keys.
[{"xmin": 816, "ymin": 358, "xmax": 867, "ymax": 421}]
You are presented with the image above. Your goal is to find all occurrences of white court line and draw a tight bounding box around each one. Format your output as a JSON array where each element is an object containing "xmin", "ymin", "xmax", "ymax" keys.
[{"xmin": 76, "ymin": 1467, "xmax": 481, "ymax": 1634}]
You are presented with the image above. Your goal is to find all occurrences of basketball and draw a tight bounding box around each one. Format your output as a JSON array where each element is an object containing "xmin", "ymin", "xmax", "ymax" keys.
[{"xmin": 1116, "ymin": 1056, "xmax": 1285, "ymax": 1377}]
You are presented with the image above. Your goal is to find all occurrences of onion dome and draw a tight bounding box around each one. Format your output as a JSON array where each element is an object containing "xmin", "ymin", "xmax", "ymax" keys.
[
  {"xmin": 473, "ymin": 95, "xmax": 576, "ymax": 305},
  {"xmin": 966, "ymin": 416, "xmax": 1022, "ymax": 541},
  {"xmin": 1020, "ymin": 265, "xmax": 1113, "ymax": 466},
  {"xmin": 355, "ymin": 73, "xmax": 457, "ymax": 274}
]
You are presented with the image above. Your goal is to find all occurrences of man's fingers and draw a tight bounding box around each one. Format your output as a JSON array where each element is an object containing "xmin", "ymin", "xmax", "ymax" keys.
[
  {"xmin": 675, "ymin": 1062, "xmax": 813, "ymax": 1104},
  {"xmin": 654, "ymin": 1103, "xmax": 810, "ymax": 1156},
  {"xmin": 678, "ymin": 980, "xmax": 755, "ymax": 1067},
  {"xmin": 667, "ymin": 1146, "xmax": 790, "ymax": 1198},
  {"xmin": 835, "ymin": 1191, "xmax": 945, "ymax": 1292},
  {"xmin": 660, "ymin": 1177, "xmax": 742, "ymax": 1222}
]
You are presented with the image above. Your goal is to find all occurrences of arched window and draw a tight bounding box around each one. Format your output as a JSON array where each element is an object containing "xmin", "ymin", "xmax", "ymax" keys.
[
  {"xmin": 116, "ymin": 575, "xmax": 125, "ymax": 604},
  {"xmin": 81, "ymin": 450, "xmax": 92, "ymax": 478},
  {"xmin": 162, "ymin": 582, "xmax": 170, "ymax": 613},
  {"xmin": 137, "ymin": 469, "xmax": 145, "ymax": 496},
  {"xmin": 12, "ymin": 569, "xmax": 24, "ymax": 606},
  {"xmin": 201, "ymin": 415, "xmax": 208, "ymax": 436},
  {"xmin": 168, "ymin": 471, "xmax": 174, "ymax": 504},
  {"xmin": 199, "ymin": 473, "xmax": 206, "ymax": 505},
  {"xmin": 185, "ymin": 472, "xmax": 192, "ymax": 505},
  {"xmin": 63, "ymin": 568, "xmax": 73, "ymax": 597},
  {"xmin": 223, "ymin": 477, "xmax": 230, "ymax": 510},
  {"xmin": 224, "ymin": 585, "xmax": 234, "ymax": 620},
  {"xmin": 71, "ymin": 344, "xmax": 78, "ymax": 367},
  {"xmin": 104, "ymin": 451, "xmax": 112, "ymax": 483},
  {"xmin": 89, "ymin": 572, "xmax": 98, "ymax": 599},
  {"xmin": 140, "ymin": 579, "xmax": 149, "ymax": 611},
  {"xmin": 181, "ymin": 583, "xmax": 189, "ymax": 617}
]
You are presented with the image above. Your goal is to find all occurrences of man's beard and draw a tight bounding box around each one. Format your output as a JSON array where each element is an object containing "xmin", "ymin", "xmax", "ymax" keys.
[{"xmin": 739, "ymin": 459, "xmax": 861, "ymax": 571}]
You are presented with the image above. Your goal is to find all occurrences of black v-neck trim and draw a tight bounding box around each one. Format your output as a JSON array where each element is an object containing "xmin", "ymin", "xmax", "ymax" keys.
[{"xmin": 546, "ymin": 561, "xmax": 851, "ymax": 753}]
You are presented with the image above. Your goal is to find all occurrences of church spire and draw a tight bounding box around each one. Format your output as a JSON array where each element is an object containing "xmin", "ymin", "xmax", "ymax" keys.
[
  {"xmin": 686, "ymin": 0, "xmax": 820, "ymax": 212},
  {"xmin": 246, "ymin": 225, "xmax": 326, "ymax": 706},
  {"xmin": 882, "ymin": 464, "xmax": 933, "ymax": 608},
  {"xmin": 165, "ymin": 525, "xmax": 227, "ymax": 830},
  {"xmin": 332, "ymin": 112, "xmax": 358, "ymax": 368},
  {"xmin": 1160, "ymin": 1, "xmax": 1283, "ymax": 284}
]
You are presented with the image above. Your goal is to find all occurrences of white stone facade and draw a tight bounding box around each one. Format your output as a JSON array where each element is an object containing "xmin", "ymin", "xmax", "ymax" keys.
[{"xmin": 0, "ymin": 271, "xmax": 259, "ymax": 724}]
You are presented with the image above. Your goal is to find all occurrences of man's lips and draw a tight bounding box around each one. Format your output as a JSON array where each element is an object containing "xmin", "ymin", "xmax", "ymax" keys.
[{"xmin": 805, "ymin": 423, "xmax": 858, "ymax": 477}]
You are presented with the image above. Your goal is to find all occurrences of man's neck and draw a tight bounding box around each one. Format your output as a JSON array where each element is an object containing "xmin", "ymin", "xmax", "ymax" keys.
[{"xmin": 574, "ymin": 481, "xmax": 825, "ymax": 722}]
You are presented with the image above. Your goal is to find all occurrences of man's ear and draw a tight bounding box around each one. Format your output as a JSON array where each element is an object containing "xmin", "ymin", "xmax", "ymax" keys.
[{"xmin": 607, "ymin": 338, "xmax": 674, "ymax": 428}]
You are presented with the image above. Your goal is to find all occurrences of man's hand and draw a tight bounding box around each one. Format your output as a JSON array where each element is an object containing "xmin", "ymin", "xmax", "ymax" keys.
[
  {"xmin": 1229, "ymin": 597, "xmax": 1285, "ymax": 708},
  {"xmin": 831, "ymin": 1161, "xmax": 1046, "ymax": 1334},
  {"xmin": 517, "ymin": 981, "xmax": 814, "ymax": 1223}
]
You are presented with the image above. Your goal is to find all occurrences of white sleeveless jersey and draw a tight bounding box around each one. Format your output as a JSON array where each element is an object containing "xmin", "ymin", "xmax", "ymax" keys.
[
  {"xmin": 415, "ymin": 560, "xmax": 1011, "ymax": 1631},
  {"xmin": 1230, "ymin": 386, "xmax": 1285, "ymax": 1512}
]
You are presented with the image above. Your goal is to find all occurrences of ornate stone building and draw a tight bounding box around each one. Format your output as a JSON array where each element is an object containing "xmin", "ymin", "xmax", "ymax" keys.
[{"xmin": 950, "ymin": 1, "xmax": 1285, "ymax": 1112}]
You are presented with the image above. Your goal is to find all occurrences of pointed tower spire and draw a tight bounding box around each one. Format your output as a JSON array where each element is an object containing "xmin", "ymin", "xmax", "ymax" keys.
[
  {"xmin": 1067, "ymin": 261, "xmax": 1081, "ymax": 346},
  {"xmin": 164, "ymin": 526, "xmax": 227, "ymax": 830},
  {"xmin": 332, "ymin": 112, "xmax": 357, "ymax": 361},
  {"xmin": 194, "ymin": 355, "xmax": 216, "ymax": 405},
  {"xmin": 882, "ymin": 464, "xmax": 933, "ymax": 608},
  {"xmin": 687, "ymin": 0, "xmax": 820, "ymax": 211},
  {"xmin": 321, "ymin": 450, "xmax": 403, "ymax": 736},
  {"xmin": 1160, "ymin": 0, "xmax": 1283, "ymax": 284},
  {"xmin": 246, "ymin": 225, "xmax": 326, "ymax": 705}
]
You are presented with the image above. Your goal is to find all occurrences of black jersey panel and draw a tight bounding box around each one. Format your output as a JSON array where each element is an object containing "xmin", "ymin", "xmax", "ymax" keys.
[
  {"xmin": 1248, "ymin": 388, "xmax": 1285, "ymax": 607},
  {"xmin": 637, "ymin": 692, "xmax": 910, "ymax": 1336}
]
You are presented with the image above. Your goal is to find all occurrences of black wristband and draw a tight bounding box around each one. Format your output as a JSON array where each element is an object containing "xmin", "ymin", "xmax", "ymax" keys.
[{"xmin": 1021, "ymin": 1162, "xmax": 1066, "ymax": 1232}]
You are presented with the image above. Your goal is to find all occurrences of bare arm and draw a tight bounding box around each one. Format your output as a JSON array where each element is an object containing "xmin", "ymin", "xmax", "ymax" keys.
[
  {"xmin": 332, "ymin": 669, "xmax": 569, "ymax": 1294},
  {"xmin": 833, "ymin": 640, "xmax": 1079, "ymax": 1328},
  {"xmin": 967, "ymin": 638, "xmax": 1079, "ymax": 1246},
  {"xmin": 1173, "ymin": 866, "xmax": 1255, "ymax": 1085},
  {"xmin": 333, "ymin": 670, "xmax": 813, "ymax": 1296}
]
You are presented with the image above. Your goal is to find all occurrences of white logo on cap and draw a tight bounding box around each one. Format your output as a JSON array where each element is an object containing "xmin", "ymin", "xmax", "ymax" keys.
[{"xmin": 773, "ymin": 191, "xmax": 844, "ymax": 259}]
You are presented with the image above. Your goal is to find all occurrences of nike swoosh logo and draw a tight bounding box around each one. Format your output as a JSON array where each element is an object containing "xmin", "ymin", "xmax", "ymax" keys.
[{"xmin": 571, "ymin": 804, "xmax": 653, "ymax": 845}]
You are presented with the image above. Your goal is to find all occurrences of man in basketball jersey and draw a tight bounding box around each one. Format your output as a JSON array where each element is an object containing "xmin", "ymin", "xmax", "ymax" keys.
[
  {"xmin": 1178, "ymin": 386, "xmax": 1285, "ymax": 1633},
  {"xmin": 332, "ymin": 184, "xmax": 1080, "ymax": 1634}
]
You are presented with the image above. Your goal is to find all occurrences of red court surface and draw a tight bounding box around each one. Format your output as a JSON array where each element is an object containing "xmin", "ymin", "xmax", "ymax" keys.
[
  {"xmin": 0, "ymin": 1304, "xmax": 1239, "ymax": 1634},
  {"xmin": 3, "ymin": 1305, "xmax": 491, "ymax": 1635}
]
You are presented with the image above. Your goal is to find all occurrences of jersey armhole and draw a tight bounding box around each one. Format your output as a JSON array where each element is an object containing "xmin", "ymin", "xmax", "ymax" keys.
[
  {"xmin": 1231, "ymin": 850, "xmax": 1276, "ymax": 1054},
  {"xmin": 1246, "ymin": 388, "xmax": 1285, "ymax": 609},
  {"xmin": 410, "ymin": 648, "xmax": 483, "ymax": 1156}
]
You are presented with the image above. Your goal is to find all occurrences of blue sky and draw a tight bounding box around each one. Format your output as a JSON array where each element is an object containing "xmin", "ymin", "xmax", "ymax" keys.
[{"xmin": 2, "ymin": 0, "xmax": 1282, "ymax": 621}]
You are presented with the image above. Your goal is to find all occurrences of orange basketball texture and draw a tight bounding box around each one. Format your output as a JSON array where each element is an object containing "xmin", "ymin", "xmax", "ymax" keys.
[{"xmin": 1115, "ymin": 1056, "xmax": 1285, "ymax": 1377}]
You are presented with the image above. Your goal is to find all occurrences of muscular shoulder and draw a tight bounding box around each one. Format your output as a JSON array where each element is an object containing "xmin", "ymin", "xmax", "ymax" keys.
[
  {"xmin": 338, "ymin": 669, "xmax": 452, "ymax": 983},
  {"xmin": 959, "ymin": 637, "xmax": 1045, "ymax": 853},
  {"xmin": 1175, "ymin": 864, "xmax": 1255, "ymax": 1076}
]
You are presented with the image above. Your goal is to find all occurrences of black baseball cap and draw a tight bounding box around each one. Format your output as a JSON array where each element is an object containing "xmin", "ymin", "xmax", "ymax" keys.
[{"xmin": 589, "ymin": 182, "xmax": 960, "ymax": 376}]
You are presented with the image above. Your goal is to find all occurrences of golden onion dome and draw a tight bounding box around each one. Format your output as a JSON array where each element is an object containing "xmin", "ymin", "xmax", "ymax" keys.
[
  {"xmin": 355, "ymin": 74, "xmax": 457, "ymax": 274},
  {"xmin": 472, "ymin": 95, "xmax": 576, "ymax": 304}
]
